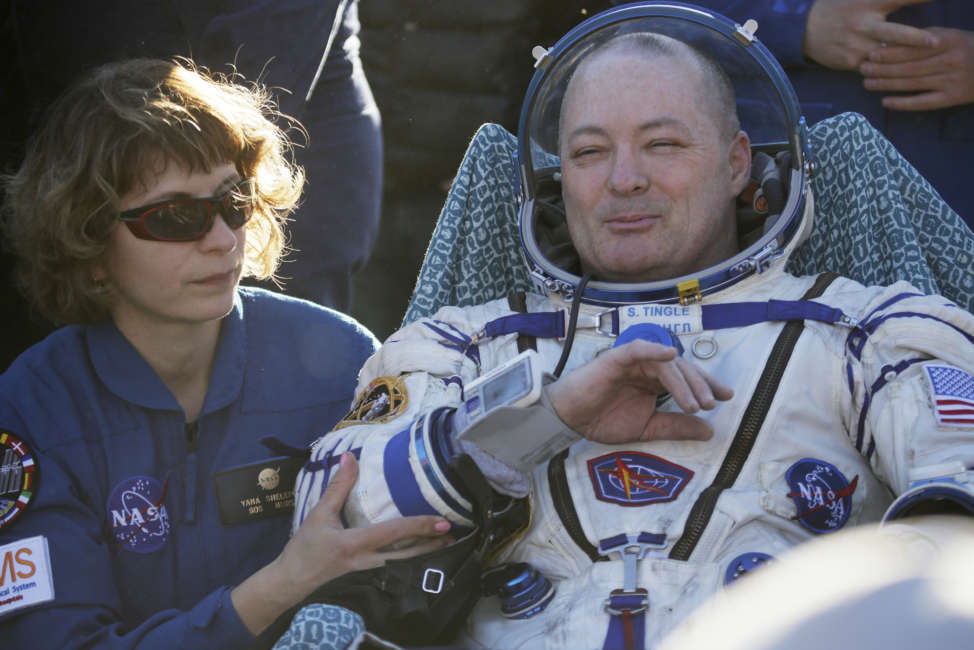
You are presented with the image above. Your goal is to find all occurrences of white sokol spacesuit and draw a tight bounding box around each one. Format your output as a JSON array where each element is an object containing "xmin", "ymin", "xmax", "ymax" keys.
[{"xmin": 293, "ymin": 5, "xmax": 974, "ymax": 649}]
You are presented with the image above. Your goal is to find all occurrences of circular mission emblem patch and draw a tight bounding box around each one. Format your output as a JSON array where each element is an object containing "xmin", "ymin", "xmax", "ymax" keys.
[{"xmin": 0, "ymin": 431, "xmax": 38, "ymax": 530}]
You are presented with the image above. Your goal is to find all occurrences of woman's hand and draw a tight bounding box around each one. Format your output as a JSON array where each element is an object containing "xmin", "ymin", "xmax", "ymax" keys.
[{"xmin": 231, "ymin": 453, "xmax": 452, "ymax": 635}]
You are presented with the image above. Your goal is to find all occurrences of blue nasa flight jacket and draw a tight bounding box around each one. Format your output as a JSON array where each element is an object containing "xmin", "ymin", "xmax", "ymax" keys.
[
  {"xmin": 0, "ymin": 288, "xmax": 377, "ymax": 648},
  {"xmin": 681, "ymin": 0, "xmax": 974, "ymax": 228}
]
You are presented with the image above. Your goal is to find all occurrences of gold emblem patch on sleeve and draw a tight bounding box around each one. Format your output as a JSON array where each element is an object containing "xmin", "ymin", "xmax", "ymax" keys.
[{"xmin": 335, "ymin": 376, "xmax": 409, "ymax": 429}]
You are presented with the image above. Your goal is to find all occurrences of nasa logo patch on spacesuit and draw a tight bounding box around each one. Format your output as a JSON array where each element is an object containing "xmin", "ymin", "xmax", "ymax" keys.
[
  {"xmin": 106, "ymin": 475, "xmax": 171, "ymax": 553},
  {"xmin": 0, "ymin": 431, "xmax": 37, "ymax": 531},
  {"xmin": 335, "ymin": 376, "xmax": 409, "ymax": 429},
  {"xmin": 587, "ymin": 451, "xmax": 693, "ymax": 506},
  {"xmin": 786, "ymin": 459, "xmax": 858, "ymax": 534}
]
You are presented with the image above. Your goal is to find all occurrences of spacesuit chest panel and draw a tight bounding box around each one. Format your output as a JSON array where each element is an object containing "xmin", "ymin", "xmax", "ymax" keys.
[{"xmin": 544, "ymin": 319, "xmax": 779, "ymax": 554}]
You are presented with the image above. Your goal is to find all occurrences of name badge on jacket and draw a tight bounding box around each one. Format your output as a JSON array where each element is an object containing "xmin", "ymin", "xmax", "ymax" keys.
[{"xmin": 212, "ymin": 455, "xmax": 303, "ymax": 525}]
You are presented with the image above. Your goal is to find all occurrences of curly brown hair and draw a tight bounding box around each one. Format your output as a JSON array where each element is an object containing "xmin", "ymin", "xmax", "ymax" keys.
[{"xmin": 1, "ymin": 58, "xmax": 305, "ymax": 324}]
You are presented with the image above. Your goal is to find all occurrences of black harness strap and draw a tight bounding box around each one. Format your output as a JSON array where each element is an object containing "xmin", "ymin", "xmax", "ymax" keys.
[{"xmin": 549, "ymin": 447, "xmax": 606, "ymax": 561}]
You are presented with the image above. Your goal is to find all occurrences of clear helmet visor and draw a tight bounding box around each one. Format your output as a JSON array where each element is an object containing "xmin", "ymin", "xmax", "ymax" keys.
[{"xmin": 517, "ymin": 2, "xmax": 812, "ymax": 306}]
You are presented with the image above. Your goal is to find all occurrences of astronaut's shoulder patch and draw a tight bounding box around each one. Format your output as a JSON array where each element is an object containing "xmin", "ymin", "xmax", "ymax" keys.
[
  {"xmin": 587, "ymin": 451, "xmax": 693, "ymax": 506},
  {"xmin": 0, "ymin": 431, "xmax": 38, "ymax": 531},
  {"xmin": 786, "ymin": 458, "xmax": 857, "ymax": 534},
  {"xmin": 0, "ymin": 535, "xmax": 55, "ymax": 616},
  {"xmin": 335, "ymin": 376, "xmax": 409, "ymax": 430},
  {"xmin": 923, "ymin": 363, "xmax": 974, "ymax": 428}
]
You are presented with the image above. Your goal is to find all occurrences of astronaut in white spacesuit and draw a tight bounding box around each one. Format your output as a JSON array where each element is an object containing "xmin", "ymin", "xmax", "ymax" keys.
[{"xmin": 291, "ymin": 4, "xmax": 974, "ymax": 649}]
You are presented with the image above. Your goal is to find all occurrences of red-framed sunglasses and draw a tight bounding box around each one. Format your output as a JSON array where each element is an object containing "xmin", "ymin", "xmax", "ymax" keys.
[{"xmin": 118, "ymin": 179, "xmax": 254, "ymax": 242}]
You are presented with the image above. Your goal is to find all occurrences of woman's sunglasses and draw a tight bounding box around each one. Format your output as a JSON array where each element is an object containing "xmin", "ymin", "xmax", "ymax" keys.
[{"xmin": 118, "ymin": 179, "xmax": 253, "ymax": 242}]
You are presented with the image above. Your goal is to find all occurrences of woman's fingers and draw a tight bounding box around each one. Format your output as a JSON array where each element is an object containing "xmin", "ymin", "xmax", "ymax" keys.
[
  {"xmin": 376, "ymin": 535, "xmax": 455, "ymax": 563},
  {"xmin": 303, "ymin": 452, "xmax": 359, "ymax": 528},
  {"xmin": 356, "ymin": 514, "xmax": 452, "ymax": 552}
]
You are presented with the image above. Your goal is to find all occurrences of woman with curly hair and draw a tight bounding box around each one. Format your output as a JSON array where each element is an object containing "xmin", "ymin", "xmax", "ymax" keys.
[{"xmin": 0, "ymin": 59, "xmax": 449, "ymax": 648}]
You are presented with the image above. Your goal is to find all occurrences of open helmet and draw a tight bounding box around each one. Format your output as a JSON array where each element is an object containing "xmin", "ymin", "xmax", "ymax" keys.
[{"xmin": 517, "ymin": 1, "xmax": 814, "ymax": 306}]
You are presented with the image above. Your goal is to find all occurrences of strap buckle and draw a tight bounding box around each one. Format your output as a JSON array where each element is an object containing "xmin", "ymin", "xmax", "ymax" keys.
[
  {"xmin": 561, "ymin": 307, "xmax": 617, "ymax": 338},
  {"xmin": 604, "ymin": 588, "xmax": 649, "ymax": 616},
  {"xmin": 422, "ymin": 568, "xmax": 445, "ymax": 594}
]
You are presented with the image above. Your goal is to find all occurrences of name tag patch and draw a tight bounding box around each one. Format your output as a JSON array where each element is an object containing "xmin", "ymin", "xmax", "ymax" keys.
[
  {"xmin": 0, "ymin": 535, "xmax": 55, "ymax": 616},
  {"xmin": 106, "ymin": 475, "xmax": 172, "ymax": 554},
  {"xmin": 587, "ymin": 451, "xmax": 693, "ymax": 506},
  {"xmin": 212, "ymin": 455, "xmax": 303, "ymax": 525}
]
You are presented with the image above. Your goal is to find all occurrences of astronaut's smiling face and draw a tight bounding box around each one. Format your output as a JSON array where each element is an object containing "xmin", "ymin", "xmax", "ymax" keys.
[{"xmin": 558, "ymin": 46, "xmax": 751, "ymax": 283}]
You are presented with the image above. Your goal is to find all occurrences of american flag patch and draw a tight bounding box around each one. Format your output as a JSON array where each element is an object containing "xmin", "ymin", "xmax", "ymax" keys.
[{"xmin": 924, "ymin": 364, "xmax": 974, "ymax": 427}]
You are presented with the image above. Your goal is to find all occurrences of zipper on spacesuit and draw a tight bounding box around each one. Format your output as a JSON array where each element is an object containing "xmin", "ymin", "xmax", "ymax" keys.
[
  {"xmin": 548, "ymin": 449, "xmax": 605, "ymax": 562},
  {"xmin": 670, "ymin": 272, "xmax": 838, "ymax": 561}
]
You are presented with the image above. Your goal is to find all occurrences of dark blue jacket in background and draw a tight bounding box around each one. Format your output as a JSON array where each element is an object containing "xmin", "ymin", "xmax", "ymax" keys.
[{"xmin": 0, "ymin": 288, "xmax": 377, "ymax": 648}]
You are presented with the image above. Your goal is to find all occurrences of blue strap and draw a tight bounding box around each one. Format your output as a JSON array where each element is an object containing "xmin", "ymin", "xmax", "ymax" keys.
[
  {"xmin": 853, "ymin": 357, "xmax": 928, "ymax": 453},
  {"xmin": 598, "ymin": 531, "xmax": 667, "ymax": 552},
  {"xmin": 846, "ymin": 294, "xmax": 973, "ymax": 360},
  {"xmin": 484, "ymin": 311, "xmax": 565, "ymax": 339},
  {"xmin": 423, "ymin": 320, "xmax": 482, "ymax": 366},
  {"xmin": 637, "ymin": 531, "xmax": 666, "ymax": 545},
  {"xmin": 599, "ymin": 533, "xmax": 630, "ymax": 552},
  {"xmin": 598, "ymin": 532, "xmax": 665, "ymax": 650},
  {"xmin": 700, "ymin": 300, "xmax": 845, "ymax": 329},
  {"xmin": 603, "ymin": 592, "xmax": 648, "ymax": 650},
  {"xmin": 481, "ymin": 299, "xmax": 847, "ymax": 342}
]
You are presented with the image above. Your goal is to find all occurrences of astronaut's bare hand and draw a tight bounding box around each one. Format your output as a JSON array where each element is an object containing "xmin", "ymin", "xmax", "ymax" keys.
[
  {"xmin": 861, "ymin": 27, "xmax": 974, "ymax": 110},
  {"xmin": 803, "ymin": 0, "xmax": 937, "ymax": 70},
  {"xmin": 546, "ymin": 339, "xmax": 733, "ymax": 445},
  {"xmin": 232, "ymin": 453, "xmax": 451, "ymax": 634}
]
